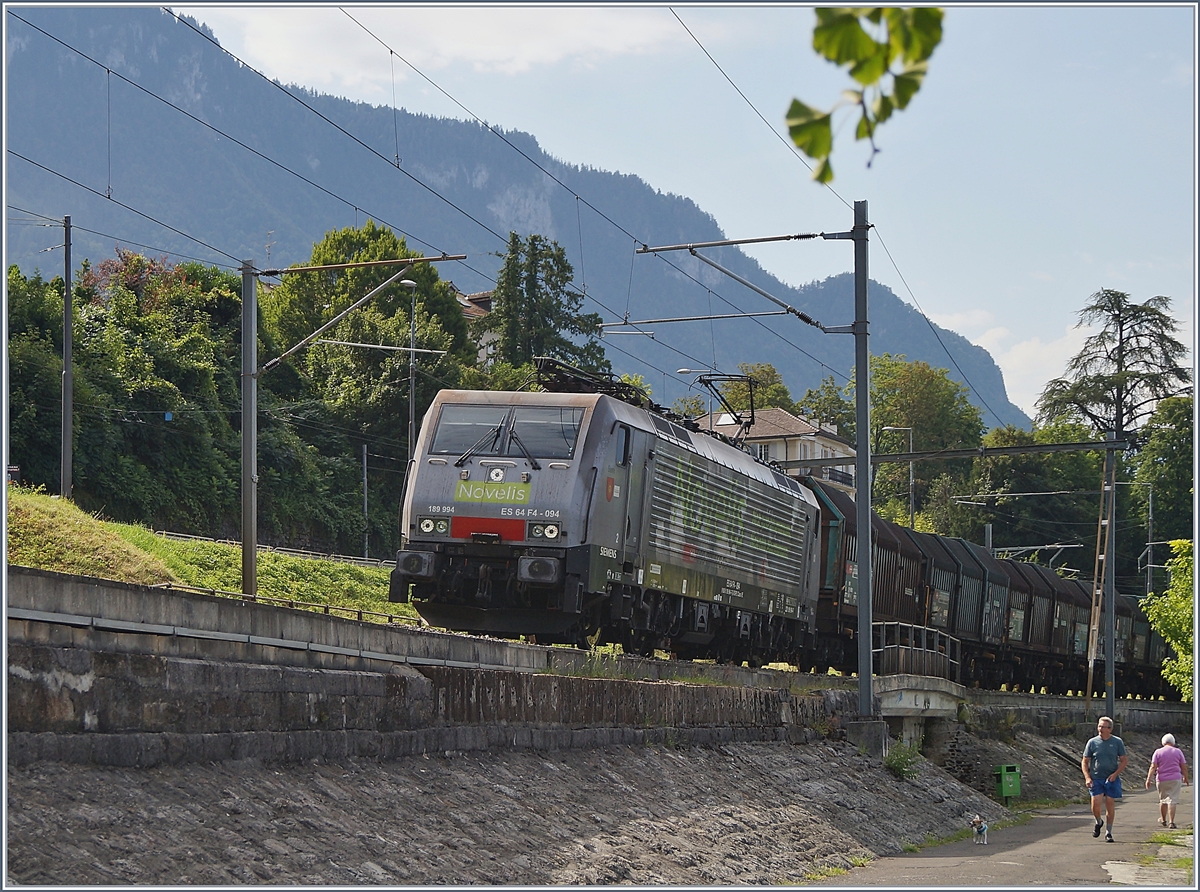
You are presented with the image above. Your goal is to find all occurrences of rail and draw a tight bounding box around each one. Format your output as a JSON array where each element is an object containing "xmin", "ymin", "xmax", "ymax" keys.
[
  {"xmin": 873, "ymin": 621, "xmax": 960, "ymax": 683},
  {"xmin": 154, "ymin": 530, "xmax": 396, "ymax": 569},
  {"xmin": 150, "ymin": 581, "xmax": 420, "ymax": 627}
]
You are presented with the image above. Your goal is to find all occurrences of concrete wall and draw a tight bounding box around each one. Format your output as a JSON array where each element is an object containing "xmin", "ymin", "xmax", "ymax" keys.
[
  {"xmin": 7, "ymin": 568, "xmax": 831, "ymax": 767},
  {"xmin": 963, "ymin": 691, "xmax": 1190, "ymax": 736},
  {"xmin": 7, "ymin": 566, "xmax": 845, "ymax": 690}
]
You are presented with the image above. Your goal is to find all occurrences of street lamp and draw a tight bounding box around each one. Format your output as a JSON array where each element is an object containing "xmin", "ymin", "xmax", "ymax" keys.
[
  {"xmin": 881, "ymin": 426, "xmax": 914, "ymax": 528},
  {"xmin": 677, "ymin": 368, "xmax": 718, "ymax": 430}
]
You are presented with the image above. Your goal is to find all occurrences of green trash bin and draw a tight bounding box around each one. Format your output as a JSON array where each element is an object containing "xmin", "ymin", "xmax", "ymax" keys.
[{"xmin": 994, "ymin": 764, "xmax": 1021, "ymax": 802}]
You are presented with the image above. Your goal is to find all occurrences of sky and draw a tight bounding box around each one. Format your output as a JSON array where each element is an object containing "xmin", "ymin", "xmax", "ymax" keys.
[{"xmin": 172, "ymin": 3, "xmax": 1197, "ymax": 419}]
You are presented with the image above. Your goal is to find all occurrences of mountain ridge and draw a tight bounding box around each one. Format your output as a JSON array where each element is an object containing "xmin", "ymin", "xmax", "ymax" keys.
[{"xmin": 5, "ymin": 6, "xmax": 1032, "ymax": 429}]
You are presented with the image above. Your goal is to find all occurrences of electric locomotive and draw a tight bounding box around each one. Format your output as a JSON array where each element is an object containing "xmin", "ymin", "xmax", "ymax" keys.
[{"xmin": 389, "ymin": 359, "xmax": 823, "ymax": 665}]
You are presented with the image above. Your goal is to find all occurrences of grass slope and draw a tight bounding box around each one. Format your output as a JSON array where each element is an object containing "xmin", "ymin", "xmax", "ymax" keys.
[
  {"xmin": 6, "ymin": 487, "xmax": 176, "ymax": 585},
  {"xmin": 7, "ymin": 487, "xmax": 416, "ymax": 623}
]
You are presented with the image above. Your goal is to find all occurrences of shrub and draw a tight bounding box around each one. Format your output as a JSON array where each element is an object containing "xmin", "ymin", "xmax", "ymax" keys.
[{"xmin": 884, "ymin": 738, "xmax": 923, "ymax": 779}]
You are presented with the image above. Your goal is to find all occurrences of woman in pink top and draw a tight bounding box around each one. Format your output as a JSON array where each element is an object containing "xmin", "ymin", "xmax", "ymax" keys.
[{"xmin": 1145, "ymin": 733, "xmax": 1190, "ymax": 828}]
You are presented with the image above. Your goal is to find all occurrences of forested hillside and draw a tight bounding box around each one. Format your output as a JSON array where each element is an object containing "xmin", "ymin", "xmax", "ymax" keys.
[{"xmin": 5, "ymin": 5, "xmax": 1031, "ymax": 431}]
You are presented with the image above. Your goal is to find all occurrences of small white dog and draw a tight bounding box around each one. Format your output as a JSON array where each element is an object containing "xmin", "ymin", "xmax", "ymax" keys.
[{"xmin": 971, "ymin": 814, "xmax": 988, "ymax": 845}]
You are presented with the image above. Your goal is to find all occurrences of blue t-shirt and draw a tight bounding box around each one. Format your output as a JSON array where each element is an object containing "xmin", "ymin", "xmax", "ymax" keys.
[{"xmin": 1084, "ymin": 734, "xmax": 1126, "ymax": 776}]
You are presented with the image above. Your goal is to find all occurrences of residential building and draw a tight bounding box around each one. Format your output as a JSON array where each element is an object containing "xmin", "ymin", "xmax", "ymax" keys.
[{"xmin": 698, "ymin": 406, "xmax": 857, "ymax": 495}]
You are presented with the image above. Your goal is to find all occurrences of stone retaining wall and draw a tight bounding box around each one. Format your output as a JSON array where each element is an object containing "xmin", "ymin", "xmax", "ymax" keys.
[{"xmin": 7, "ymin": 568, "xmax": 831, "ymax": 767}]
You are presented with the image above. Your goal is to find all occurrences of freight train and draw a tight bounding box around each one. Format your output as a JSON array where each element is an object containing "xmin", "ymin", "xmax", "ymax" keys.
[{"xmin": 389, "ymin": 359, "xmax": 1172, "ymax": 698}]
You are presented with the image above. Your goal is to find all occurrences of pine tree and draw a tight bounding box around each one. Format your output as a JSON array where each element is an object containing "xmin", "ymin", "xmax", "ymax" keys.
[{"xmin": 477, "ymin": 232, "xmax": 608, "ymax": 372}]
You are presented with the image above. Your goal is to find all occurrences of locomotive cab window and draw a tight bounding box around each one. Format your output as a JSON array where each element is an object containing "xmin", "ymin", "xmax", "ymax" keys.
[
  {"xmin": 430, "ymin": 403, "xmax": 584, "ymax": 460},
  {"xmin": 615, "ymin": 424, "xmax": 631, "ymax": 466},
  {"xmin": 506, "ymin": 407, "xmax": 584, "ymax": 460},
  {"xmin": 430, "ymin": 405, "xmax": 508, "ymax": 455}
]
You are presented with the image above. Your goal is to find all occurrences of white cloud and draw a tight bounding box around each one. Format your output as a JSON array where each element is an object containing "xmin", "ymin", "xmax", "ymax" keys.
[
  {"xmin": 926, "ymin": 307, "xmax": 995, "ymax": 334},
  {"xmin": 174, "ymin": 7, "xmax": 686, "ymax": 104},
  {"xmin": 992, "ymin": 324, "xmax": 1093, "ymax": 420}
]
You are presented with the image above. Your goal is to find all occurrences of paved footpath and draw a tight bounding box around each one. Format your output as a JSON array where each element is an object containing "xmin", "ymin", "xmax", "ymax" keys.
[{"xmin": 811, "ymin": 785, "xmax": 1194, "ymax": 886}]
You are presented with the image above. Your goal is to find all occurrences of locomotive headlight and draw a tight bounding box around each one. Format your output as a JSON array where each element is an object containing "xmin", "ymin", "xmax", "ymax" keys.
[
  {"xmin": 397, "ymin": 551, "xmax": 436, "ymax": 578},
  {"xmin": 517, "ymin": 556, "xmax": 561, "ymax": 584},
  {"xmin": 417, "ymin": 517, "xmax": 450, "ymax": 536},
  {"xmin": 531, "ymin": 524, "xmax": 545, "ymax": 538},
  {"xmin": 543, "ymin": 523, "xmax": 560, "ymax": 540}
]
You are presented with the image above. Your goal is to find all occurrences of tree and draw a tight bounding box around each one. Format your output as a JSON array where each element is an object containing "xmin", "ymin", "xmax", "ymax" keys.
[
  {"xmin": 1132, "ymin": 396, "xmax": 1193, "ymax": 546},
  {"xmin": 1036, "ymin": 289, "xmax": 1191, "ymax": 442},
  {"xmin": 965, "ymin": 421, "xmax": 1103, "ymax": 553},
  {"xmin": 795, "ymin": 374, "xmax": 855, "ymax": 439},
  {"xmin": 718, "ymin": 362, "xmax": 795, "ymax": 412},
  {"xmin": 261, "ymin": 221, "xmax": 477, "ymax": 553},
  {"xmin": 867, "ymin": 353, "xmax": 983, "ymax": 519},
  {"xmin": 1142, "ymin": 540, "xmax": 1194, "ymax": 702},
  {"xmin": 7, "ymin": 252, "xmax": 247, "ymax": 535},
  {"xmin": 7, "ymin": 266, "xmax": 67, "ymax": 490},
  {"xmin": 787, "ymin": 7, "xmax": 944, "ymax": 183},
  {"xmin": 476, "ymin": 232, "xmax": 608, "ymax": 372},
  {"xmin": 261, "ymin": 220, "xmax": 471, "ymax": 369},
  {"xmin": 672, "ymin": 394, "xmax": 708, "ymax": 418}
]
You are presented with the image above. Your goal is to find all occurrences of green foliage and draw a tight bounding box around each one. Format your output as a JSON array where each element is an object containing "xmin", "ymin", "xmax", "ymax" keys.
[
  {"xmin": 965, "ymin": 421, "xmax": 1103, "ymax": 548},
  {"xmin": 6, "ymin": 485, "xmax": 177, "ymax": 585},
  {"xmin": 7, "ymin": 227, "xmax": 480, "ymax": 556},
  {"xmin": 883, "ymin": 737, "xmax": 923, "ymax": 779},
  {"xmin": 672, "ymin": 394, "xmax": 708, "ymax": 418},
  {"xmin": 7, "ymin": 251, "xmax": 246, "ymax": 535},
  {"xmin": 1142, "ymin": 540, "xmax": 1194, "ymax": 701},
  {"xmin": 619, "ymin": 372, "xmax": 650, "ymax": 399},
  {"xmin": 795, "ymin": 374, "xmax": 855, "ymax": 439},
  {"xmin": 456, "ymin": 360, "xmax": 539, "ymax": 392},
  {"xmin": 718, "ymin": 362, "xmax": 795, "ymax": 411},
  {"xmin": 1036, "ymin": 289, "xmax": 1191, "ymax": 439},
  {"xmin": 475, "ymin": 231, "xmax": 608, "ymax": 372},
  {"xmin": 1133, "ymin": 396, "xmax": 1193, "ymax": 543},
  {"xmin": 788, "ymin": 7, "xmax": 944, "ymax": 182},
  {"xmin": 864, "ymin": 353, "xmax": 983, "ymax": 521}
]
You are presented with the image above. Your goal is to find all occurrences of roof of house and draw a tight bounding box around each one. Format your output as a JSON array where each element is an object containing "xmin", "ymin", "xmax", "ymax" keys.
[
  {"xmin": 455, "ymin": 290, "xmax": 493, "ymax": 319},
  {"xmin": 697, "ymin": 406, "xmax": 852, "ymax": 447}
]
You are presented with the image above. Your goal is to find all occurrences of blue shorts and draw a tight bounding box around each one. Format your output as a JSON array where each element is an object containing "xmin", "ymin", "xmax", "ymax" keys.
[{"xmin": 1089, "ymin": 777, "xmax": 1123, "ymax": 799}]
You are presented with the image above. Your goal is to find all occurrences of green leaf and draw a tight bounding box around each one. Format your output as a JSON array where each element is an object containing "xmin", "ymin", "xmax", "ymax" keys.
[
  {"xmin": 812, "ymin": 9, "xmax": 878, "ymax": 64},
  {"xmin": 908, "ymin": 7, "xmax": 945, "ymax": 62},
  {"xmin": 786, "ymin": 99, "xmax": 833, "ymax": 159},
  {"xmin": 871, "ymin": 91, "xmax": 895, "ymax": 124},
  {"xmin": 892, "ymin": 61, "xmax": 927, "ymax": 109},
  {"xmin": 855, "ymin": 111, "xmax": 875, "ymax": 141},
  {"xmin": 849, "ymin": 44, "xmax": 890, "ymax": 85},
  {"xmin": 813, "ymin": 156, "xmax": 834, "ymax": 184}
]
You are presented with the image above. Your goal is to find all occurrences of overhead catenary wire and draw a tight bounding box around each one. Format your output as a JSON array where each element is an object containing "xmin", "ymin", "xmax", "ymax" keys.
[
  {"xmin": 8, "ymin": 150, "xmax": 243, "ymax": 265},
  {"xmin": 7, "ymin": 12, "xmax": 453, "ymax": 261},
  {"xmin": 22, "ymin": 8, "xmax": 870, "ymax": 404},
  {"xmin": 671, "ymin": 6, "xmax": 1013, "ymax": 428},
  {"xmin": 336, "ymin": 7, "xmax": 847, "ymax": 390},
  {"xmin": 161, "ymin": 9, "xmax": 507, "ymax": 245},
  {"xmin": 7, "ymin": 204, "xmax": 242, "ymax": 271}
]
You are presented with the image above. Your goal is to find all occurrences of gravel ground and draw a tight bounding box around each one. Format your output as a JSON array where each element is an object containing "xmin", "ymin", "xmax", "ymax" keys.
[{"xmin": 5, "ymin": 728, "xmax": 1187, "ymax": 885}]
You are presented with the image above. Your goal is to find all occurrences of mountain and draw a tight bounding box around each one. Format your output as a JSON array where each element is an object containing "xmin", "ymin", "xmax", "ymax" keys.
[{"xmin": 4, "ymin": 6, "xmax": 1031, "ymax": 430}]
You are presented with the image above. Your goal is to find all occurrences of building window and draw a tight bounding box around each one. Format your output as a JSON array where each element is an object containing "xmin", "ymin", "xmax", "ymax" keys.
[{"xmin": 757, "ymin": 443, "xmax": 771, "ymax": 462}]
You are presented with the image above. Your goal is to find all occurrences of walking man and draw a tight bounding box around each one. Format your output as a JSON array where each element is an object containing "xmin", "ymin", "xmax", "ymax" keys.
[
  {"xmin": 1146, "ymin": 733, "xmax": 1189, "ymax": 828},
  {"xmin": 1082, "ymin": 716, "xmax": 1128, "ymax": 842}
]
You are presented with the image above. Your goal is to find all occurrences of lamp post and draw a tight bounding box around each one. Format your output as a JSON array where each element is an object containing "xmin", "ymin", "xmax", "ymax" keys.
[
  {"xmin": 881, "ymin": 426, "xmax": 914, "ymax": 528},
  {"xmin": 677, "ymin": 368, "xmax": 717, "ymax": 428}
]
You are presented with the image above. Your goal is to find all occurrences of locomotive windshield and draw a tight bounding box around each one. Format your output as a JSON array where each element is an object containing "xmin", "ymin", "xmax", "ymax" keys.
[{"xmin": 431, "ymin": 404, "xmax": 584, "ymax": 460}]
